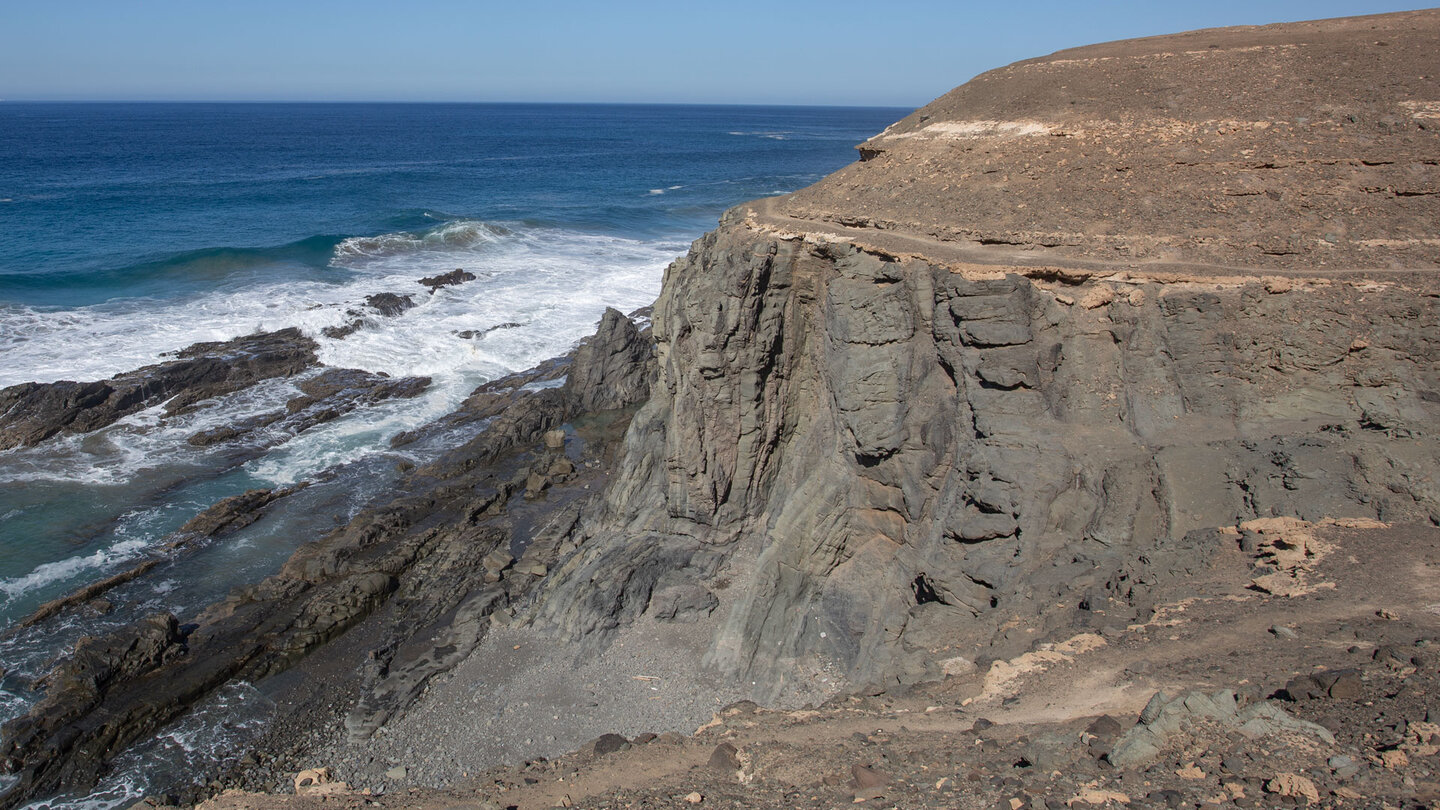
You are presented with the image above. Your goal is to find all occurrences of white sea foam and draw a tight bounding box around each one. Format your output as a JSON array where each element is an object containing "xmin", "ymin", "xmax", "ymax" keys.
[
  {"xmin": 0, "ymin": 220, "xmax": 673, "ymax": 500},
  {"xmin": 0, "ymin": 534, "xmax": 152, "ymax": 604},
  {"xmin": 0, "ymin": 221, "xmax": 670, "ymax": 390},
  {"xmin": 0, "ymin": 378, "xmax": 303, "ymax": 486},
  {"xmin": 331, "ymin": 219, "xmax": 508, "ymax": 261}
]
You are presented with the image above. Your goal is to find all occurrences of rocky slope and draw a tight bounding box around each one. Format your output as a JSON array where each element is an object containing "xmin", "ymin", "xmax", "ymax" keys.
[{"xmin": 530, "ymin": 8, "xmax": 1440, "ymax": 699}]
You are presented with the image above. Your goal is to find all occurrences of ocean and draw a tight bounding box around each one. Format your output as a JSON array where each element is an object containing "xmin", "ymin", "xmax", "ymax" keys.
[{"xmin": 0, "ymin": 102, "xmax": 906, "ymax": 808}]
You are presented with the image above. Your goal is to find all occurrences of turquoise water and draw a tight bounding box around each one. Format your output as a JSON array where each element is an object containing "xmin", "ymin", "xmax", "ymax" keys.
[{"xmin": 0, "ymin": 102, "xmax": 905, "ymax": 808}]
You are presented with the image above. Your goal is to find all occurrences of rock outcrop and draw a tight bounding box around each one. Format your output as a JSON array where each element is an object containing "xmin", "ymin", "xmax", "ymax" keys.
[
  {"xmin": 532, "ymin": 9, "xmax": 1440, "ymax": 698},
  {"xmin": 0, "ymin": 309, "xmax": 655, "ymax": 809},
  {"xmin": 0, "ymin": 328, "xmax": 317, "ymax": 450}
]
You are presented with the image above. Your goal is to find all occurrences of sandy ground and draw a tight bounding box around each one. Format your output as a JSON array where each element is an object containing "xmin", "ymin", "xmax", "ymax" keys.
[{"xmin": 316, "ymin": 610, "xmax": 779, "ymax": 791}]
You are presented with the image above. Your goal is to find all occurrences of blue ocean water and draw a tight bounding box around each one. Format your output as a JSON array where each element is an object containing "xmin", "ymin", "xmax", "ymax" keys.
[
  {"xmin": 0, "ymin": 102, "xmax": 905, "ymax": 808},
  {"xmin": 0, "ymin": 103, "xmax": 898, "ymax": 306}
]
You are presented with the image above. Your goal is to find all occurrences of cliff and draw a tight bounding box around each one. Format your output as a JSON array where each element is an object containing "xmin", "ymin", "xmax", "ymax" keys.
[{"xmin": 532, "ymin": 9, "xmax": 1440, "ymax": 698}]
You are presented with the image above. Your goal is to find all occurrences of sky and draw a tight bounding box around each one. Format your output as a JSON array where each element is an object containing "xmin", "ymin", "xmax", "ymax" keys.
[{"xmin": 0, "ymin": 1, "xmax": 1431, "ymax": 106}]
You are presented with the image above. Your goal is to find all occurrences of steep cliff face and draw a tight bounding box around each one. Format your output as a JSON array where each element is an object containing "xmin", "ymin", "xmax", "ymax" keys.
[{"xmin": 533, "ymin": 10, "xmax": 1440, "ymax": 698}]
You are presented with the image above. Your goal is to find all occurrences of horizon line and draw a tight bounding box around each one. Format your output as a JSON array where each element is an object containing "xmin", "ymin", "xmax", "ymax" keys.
[{"xmin": 0, "ymin": 98, "xmax": 919, "ymax": 110}]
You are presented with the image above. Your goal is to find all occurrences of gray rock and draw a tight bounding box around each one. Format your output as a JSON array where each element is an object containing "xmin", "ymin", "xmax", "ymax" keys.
[
  {"xmin": 1108, "ymin": 690, "xmax": 1334, "ymax": 768},
  {"xmin": 418, "ymin": 269, "xmax": 477, "ymax": 293},
  {"xmin": 1328, "ymin": 754, "xmax": 1360, "ymax": 779}
]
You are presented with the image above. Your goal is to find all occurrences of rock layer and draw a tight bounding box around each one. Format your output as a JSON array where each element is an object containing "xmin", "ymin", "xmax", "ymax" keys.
[
  {"xmin": 0, "ymin": 328, "xmax": 317, "ymax": 450},
  {"xmin": 0, "ymin": 309, "xmax": 655, "ymax": 809}
]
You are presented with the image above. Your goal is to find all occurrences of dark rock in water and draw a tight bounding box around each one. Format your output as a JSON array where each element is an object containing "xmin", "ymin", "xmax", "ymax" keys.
[
  {"xmin": 0, "ymin": 328, "xmax": 317, "ymax": 450},
  {"xmin": 176, "ymin": 488, "xmax": 288, "ymax": 539},
  {"xmin": 457, "ymin": 322, "xmax": 524, "ymax": 340},
  {"xmin": 0, "ymin": 309, "xmax": 658, "ymax": 808},
  {"xmin": 418, "ymin": 269, "xmax": 477, "ymax": 293},
  {"xmin": 0, "ymin": 614, "xmax": 187, "ymax": 801},
  {"xmin": 8, "ymin": 561, "xmax": 164, "ymax": 633},
  {"xmin": 364, "ymin": 293, "xmax": 415, "ymax": 317},
  {"xmin": 285, "ymin": 368, "xmax": 430, "ymax": 416},
  {"xmin": 186, "ymin": 411, "xmax": 285, "ymax": 447},
  {"xmin": 563, "ymin": 307, "xmax": 654, "ymax": 414},
  {"xmin": 321, "ymin": 320, "xmax": 364, "ymax": 340},
  {"xmin": 187, "ymin": 367, "xmax": 429, "ymax": 448}
]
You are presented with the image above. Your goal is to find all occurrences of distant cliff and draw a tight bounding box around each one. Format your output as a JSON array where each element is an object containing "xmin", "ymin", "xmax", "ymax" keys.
[{"xmin": 532, "ymin": 9, "xmax": 1440, "ymax": 696}]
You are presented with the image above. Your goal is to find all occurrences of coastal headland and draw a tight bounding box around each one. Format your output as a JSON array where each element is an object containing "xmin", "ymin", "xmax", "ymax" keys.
[{"xmin": 2, "ymin": 8, "xmax": 1438, "ymax": 809}]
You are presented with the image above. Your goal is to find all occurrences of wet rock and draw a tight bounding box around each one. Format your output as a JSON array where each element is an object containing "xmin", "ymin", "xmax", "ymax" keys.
[
  {"xmin": 186, "ymin": 367, "xmax": 430, "ymax": 448},
  {"xmin": 0, "ymin": 328, "xmax": 316, "ymax": 450},
  {"xmin": 418, "ymin": 269, "xmax": 477, "ymax": 293},
  {"xmin": 177, "ymin": 488, "xmax": 290, "ymax": 539},
  {"xmin": 364, "ymin": 293, "xmax": 415, "ymax": 317},
  {"xmin": 0, "ymin": 614, "xmax": 187, "ymax": 801},
  {"xmin": 322, "ymin": 320, "xmax": 363, "ymax": 339}
]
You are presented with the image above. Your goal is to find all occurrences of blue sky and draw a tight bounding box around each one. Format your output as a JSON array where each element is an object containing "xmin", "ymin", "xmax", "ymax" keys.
[{"xmin": 0, "ymin": 1, "xmax": 1429, "ymax": 105}]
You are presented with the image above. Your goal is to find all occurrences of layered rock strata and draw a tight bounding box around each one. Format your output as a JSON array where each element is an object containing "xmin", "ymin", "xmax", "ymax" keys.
[
  {"xmin": 531, "ymin": 9, "xmax": 1440, "ymax": 697},
  {"xmin": 0, "ymin": 328, "xmax": 317, "ymax": 451},
  {"xmin": 0, "ymin": 309, "xmax": 655, "ymax": 809}
]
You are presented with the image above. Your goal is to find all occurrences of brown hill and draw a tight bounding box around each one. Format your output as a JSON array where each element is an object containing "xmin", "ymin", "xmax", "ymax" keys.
[{"xmin": 780, "ymin": 8, "xmax": 1440, "ymax": 273}]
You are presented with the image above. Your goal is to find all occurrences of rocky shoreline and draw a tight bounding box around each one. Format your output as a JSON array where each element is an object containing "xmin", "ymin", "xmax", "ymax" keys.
[
  {"xmin": 4, "ymin": 8, "xmax": 1440, "ymax": 809},
  {"xmin": 0, "ymin": 266, "xmax": 663, "ymax": 808}
]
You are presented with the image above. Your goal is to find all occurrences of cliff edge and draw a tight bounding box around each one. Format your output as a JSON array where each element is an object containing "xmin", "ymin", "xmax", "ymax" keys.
[{"xmin": 531, "ymin": 9, "xmax": 1440, "ymax": 698}]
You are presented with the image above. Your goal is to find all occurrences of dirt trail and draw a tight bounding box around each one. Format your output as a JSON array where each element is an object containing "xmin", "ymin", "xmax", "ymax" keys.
[{"xmin": 744, "ymin": 196, "xmax": 1439, "ymax": 285}]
